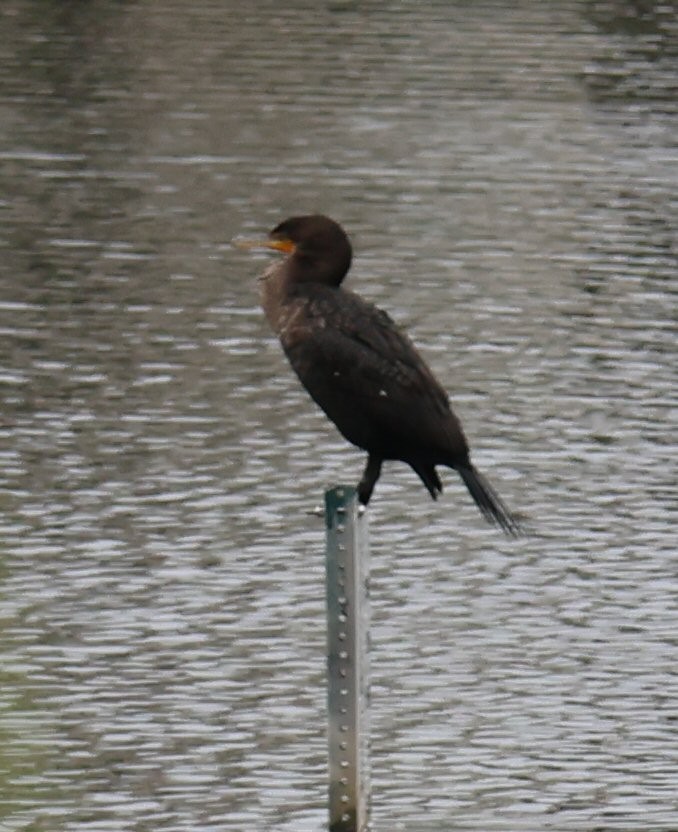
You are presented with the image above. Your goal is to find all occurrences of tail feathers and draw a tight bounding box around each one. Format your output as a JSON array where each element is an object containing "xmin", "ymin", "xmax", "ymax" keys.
[
  {"xmin": 458, "ymin": 464, "xmax": 521, "ymax": 537},
  {"xmin": 410, "ymin": 461, "xmax": 443, "ymax": 500}
]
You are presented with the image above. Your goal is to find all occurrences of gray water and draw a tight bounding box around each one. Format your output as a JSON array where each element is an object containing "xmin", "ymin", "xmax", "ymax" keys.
[{"xmin": 1, "ymin": 1, "xmax": 677, "ymax": 830}]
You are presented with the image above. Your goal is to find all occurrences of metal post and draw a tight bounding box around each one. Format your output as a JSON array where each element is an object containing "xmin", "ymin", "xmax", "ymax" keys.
[{"xmin": 324, "ymin": 486, "xmax": 370, "ymax": 832}]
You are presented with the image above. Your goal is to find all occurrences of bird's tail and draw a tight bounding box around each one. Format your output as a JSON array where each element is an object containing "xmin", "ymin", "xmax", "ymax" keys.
[{"xmin": 457, "ymin": 464, "xmax": 521, "ymax": 536}]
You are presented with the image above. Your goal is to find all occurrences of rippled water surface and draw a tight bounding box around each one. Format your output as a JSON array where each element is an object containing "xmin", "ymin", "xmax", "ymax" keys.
[{"xmin": 1, "ymin": 1, "xmax": 677, "ymax": 830}]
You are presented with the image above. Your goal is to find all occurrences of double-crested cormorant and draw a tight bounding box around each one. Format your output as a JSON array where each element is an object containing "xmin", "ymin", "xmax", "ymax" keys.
[{"xmin": 242, "ymin": 214, "xmax": 520, "ymax": 535}]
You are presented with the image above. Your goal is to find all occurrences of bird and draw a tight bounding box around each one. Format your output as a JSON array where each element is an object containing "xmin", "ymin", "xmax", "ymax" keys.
[{"xmin": 240, "ymin": 214, "xmax": 520, "ymax": 535}]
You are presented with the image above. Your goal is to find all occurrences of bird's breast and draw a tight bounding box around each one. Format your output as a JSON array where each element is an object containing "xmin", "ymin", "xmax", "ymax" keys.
[{"xmin": 260, "ymin": 276, "xmax": 317, "ymax": 349}]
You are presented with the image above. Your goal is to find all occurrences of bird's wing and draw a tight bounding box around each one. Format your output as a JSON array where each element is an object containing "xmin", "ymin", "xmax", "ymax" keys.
[{"xmin": 281, "ymin": 286, "xmax": 466, "ymax": 454}]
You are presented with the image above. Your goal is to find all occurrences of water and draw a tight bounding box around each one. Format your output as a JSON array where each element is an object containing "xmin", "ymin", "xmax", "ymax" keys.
[{"xmin": 1, "ymin": 1, "xmax": 676, "ymax": 830}]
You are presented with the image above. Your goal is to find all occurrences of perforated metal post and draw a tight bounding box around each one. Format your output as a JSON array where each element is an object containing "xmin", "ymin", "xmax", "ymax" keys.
[{"xmin": 324, "ymin": 486, "xmax": 370, "ymax": 832}]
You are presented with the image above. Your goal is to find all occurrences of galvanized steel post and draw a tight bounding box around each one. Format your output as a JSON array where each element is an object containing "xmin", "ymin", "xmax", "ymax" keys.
[{"xmin": 324, "ymin": 486, "xmax": 370, "ymax": 832}]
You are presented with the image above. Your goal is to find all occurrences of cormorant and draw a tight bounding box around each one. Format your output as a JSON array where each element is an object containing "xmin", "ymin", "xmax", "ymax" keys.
[{"xmin": 242, "ymin": 214, "xmax": 520, "ymax": 535}]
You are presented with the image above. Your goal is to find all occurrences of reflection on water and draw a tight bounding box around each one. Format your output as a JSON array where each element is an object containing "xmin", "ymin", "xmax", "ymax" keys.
[{"xmin": 1, "ymin": 1, "xmax": 676, "ymax": 830}]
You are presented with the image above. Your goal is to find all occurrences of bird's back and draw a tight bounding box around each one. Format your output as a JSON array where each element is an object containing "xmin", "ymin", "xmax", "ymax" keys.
[{"xmin": 278, "ymin": 283, "xmax": 470, "ymax": 465}]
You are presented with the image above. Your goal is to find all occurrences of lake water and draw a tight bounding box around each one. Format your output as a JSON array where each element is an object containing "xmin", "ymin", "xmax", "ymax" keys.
[{"xmin": 1, "ymin": 1, "xmax": 676, "ymax": 830}]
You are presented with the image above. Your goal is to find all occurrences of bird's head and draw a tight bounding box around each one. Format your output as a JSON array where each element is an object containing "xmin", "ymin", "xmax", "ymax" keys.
[{"xmin": 239, "ymin": 214, "xmax": 353, "ymax": 287}]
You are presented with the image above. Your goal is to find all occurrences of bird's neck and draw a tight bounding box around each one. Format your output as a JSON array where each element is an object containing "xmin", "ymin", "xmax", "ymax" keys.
[{"xmin": 259, "ymin": 261, "xmax": 295, "ymax": 335}]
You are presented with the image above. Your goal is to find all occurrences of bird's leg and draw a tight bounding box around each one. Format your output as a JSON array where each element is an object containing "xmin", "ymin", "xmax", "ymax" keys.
[{"xmin": 357, "ymin": 453, "xmax": 382, "ymax": 505}]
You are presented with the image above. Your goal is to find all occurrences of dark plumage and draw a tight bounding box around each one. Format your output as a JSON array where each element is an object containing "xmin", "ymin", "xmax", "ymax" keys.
[{"xmin": 246, "ymin": 214, "xmax": 520, "ymax": 535}]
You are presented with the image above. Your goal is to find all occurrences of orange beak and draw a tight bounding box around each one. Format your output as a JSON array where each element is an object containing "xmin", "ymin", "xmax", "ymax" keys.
[{"xmin": 234, "ymin": 236, "xmax": 296, "ymax": 254}]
